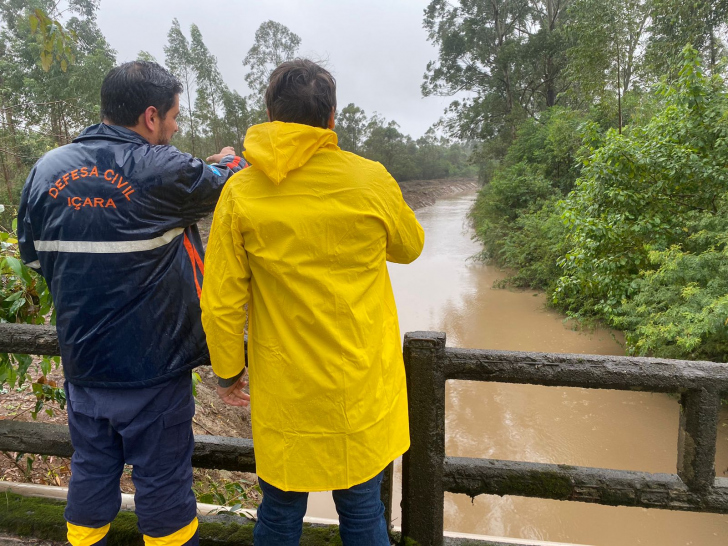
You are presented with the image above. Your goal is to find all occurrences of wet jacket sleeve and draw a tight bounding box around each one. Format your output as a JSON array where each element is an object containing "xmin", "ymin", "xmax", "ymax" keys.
[
  {"xmin": 17, "ymin": 166, "xmax": 42, "ymax": 274},
  {"xmin": 155, "ymin": 148, "xmax": 245, "ymax": 225},
  {"xmin": 383, "ymin": 172, "xmax": 425, "ymax": 264},
  {"xmin": 200, "ymin": 182, "xmax": 250, "ymax": 383}
]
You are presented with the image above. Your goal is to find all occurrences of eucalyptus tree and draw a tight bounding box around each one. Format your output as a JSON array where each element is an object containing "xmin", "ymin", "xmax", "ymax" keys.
[
  {"xmin": 646, "ymin": 0, "xmax": 728, "ymax": 77},
  {"xmin": 0, "ymin": 0, "xmax": 114, "ymax": 201},
  {"xmin": 423, "ymin": 0, "xmax": 572, "ymax": 143},
  {"xmin": 190, "ymin": 24, "xmax": 224, "ymax": 153},
  {"xmin": 335, "ymin": 103, "xmax": 368, "ymax": 154},
  {"xmin": 242, "ymin": 20, "xmax": 301, "ymax": 117},
  {"xmin": 221, "ymin": 88, "xmax": 251, "ymax": 153},
  {"xmin": 164, "ymin": 19, "xmax": 198, "ymax": 155},
  {"xmin": 136, "ymin": 50, "xmax": 157, "ymax": 63},
  {"xmin": 567, "ymin": 0, "xmax": 650, "ymax": 132},
  {"xmin": 362, "ymin": 117, "xmax": 417, "ymax": 181}
]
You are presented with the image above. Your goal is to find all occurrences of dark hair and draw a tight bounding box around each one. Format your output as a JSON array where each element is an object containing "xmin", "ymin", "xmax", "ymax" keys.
[
  {"xmin": 265, "ymin": 59, "xmax": 336, "ymax": 129},
  {"xmin": 100, "ymin": 61, "xmax": 183, "ymax": 126}
]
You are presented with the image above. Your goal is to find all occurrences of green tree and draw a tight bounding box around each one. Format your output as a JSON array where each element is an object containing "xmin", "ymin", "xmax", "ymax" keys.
[
  {"xmin": 423, "ymin": 0, "xmax": 572, "ymax": 143},
  {"xmin": 190, "ymin": 24, "xmax": 224, "ymax": 154},
  {"xmin": 0, "ymin": 0, "xmax": 114, "ymax": 202},
  {"xmin": 242, "ymin": 20, "xmax": 301, "ymax": 120},
  {"xmin": 221, "ymin": 88, "xmax": 251, "ymax": 153},
  {"xmin": 646, "ymin": 0, "xmax": 728, "ymax": 77},
  {"xmin": 243, "ymin": 20, "xmax": 301, "ymax": 95},
  {"xmin": 555, "ymin": 47, "xmax": 728, "ymax": 321},
  {"xmin": 136, "ymin": 50, "xmax": 157, "ymax": 63},
  {"xmin": 362, "ymin": 116, "xmax": 415, "ymax": 181},
  {"xmin": 164, "ymin": 19, "xmax": 198, "ymax": 155},
  {"xmin": 567, "ymin": 0, "xmax": 650, "ymax": 131},
  {"xmin": 335, "ymin": 103, "xmax": 368, "ymax": 154}
]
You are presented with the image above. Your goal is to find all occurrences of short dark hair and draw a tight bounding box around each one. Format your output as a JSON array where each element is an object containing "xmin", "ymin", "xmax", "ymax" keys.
[
  {"xmin": 100, "ymin": 61, "xmax": 183, "ymax": 126},
  {"xmin": 265, "ymin": 59, "xmax": 336, "ymax": 129}
]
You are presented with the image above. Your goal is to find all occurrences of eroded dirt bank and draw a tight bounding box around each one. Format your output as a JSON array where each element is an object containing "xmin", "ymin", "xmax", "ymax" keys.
[{"xmin": 398, "ymin": 177, "xmax": 479, "ymax": 211}]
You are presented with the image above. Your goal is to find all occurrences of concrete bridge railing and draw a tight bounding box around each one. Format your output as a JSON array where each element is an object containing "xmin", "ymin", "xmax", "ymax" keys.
[
  {"xmin": 2, "ymin": 323, "xmax": 728, "ymax": 545},
  {"xmin": 401, "ymin": 331, "xmax": 728, "ymax": 546}
]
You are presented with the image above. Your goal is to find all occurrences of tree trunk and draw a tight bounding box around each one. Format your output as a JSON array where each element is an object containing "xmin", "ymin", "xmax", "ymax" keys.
[
  {"xmin": 0, "ymin": 151, "xmax": 13, "ymax": 203},
  {"xmin": 616, "ymin": 37, "xmax": 622, "ymax": 134},
  {"xmin": 185, "ymin": 70, "xmax": 197, "ymax": 157},
  {"xmin": 546, "ymin": 56, "xmax": 556, "ymax": 107},
  {"xmin": 3, "ymin": 105, "xmax": 23, "ymax": 170}
]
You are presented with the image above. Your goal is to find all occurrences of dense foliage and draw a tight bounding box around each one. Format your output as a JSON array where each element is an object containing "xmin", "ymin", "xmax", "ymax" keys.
[
  {"xmin": 432, "ymin": 0, "xmax": 728, "ymax": 360},
  {"xmin": 558, "ymin": 49, "xmax": 728, "ymax": 359}
]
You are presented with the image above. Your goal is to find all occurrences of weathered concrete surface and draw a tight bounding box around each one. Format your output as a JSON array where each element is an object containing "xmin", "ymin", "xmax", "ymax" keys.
[
  {"xmin": 444, "ymin": 347, "xmax": 728, "ymax": 393},
  {"xmin": 444, "ymin": 457, "xmax": 728, "ymax": 514},
  {"xmin": 192, "ymin": 434, "xmax": 256, "ymax": 472},
  {"xmin": 0, "ymin": 534, "xmax": 64, "ymax": 545},
  {"xmin": 0, "ymin": 421, "xmax": 256, "ymax": 472},
  {"xmin": 0, "ymin": 323, "xmax": 59, "ymax": 356},
  {"xmin": 0, "ymin": 492, "xmax": 526, "ymax": 546},
  {"xmin": 401, "ymin": 332, "xmax": 447, "ymax": 546},
  {"xmin": 677, "ymin": 389, "xmax": 720, "ymax": 491},
  {"xmin": 0, "ymin": 492, "xmax": 339, "ymax": 545},
  {"xmin": 0, "ymin": 492, "xmax": 573, "ymax": 546},
  {"xmin": 0, "ymin": 421, "xmax": 74, "ymax": 458}
]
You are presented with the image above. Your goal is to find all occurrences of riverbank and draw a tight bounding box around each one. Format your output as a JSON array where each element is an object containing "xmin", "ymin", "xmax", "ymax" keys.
[{"xmin": 399, "ymin": 177, "xmax": 479, "ymax": 211}]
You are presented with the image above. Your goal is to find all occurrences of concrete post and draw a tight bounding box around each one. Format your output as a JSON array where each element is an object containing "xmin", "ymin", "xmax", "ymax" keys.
[
  {"xmin": 677, "ymin": 388, "xmax": 720, "ymax": 491},
  {"xmin": 381, "ymin": 461, "xmax": 394, "ymax": 533},
  {"xmin": 401, "ymin": 331, "xmax": 447, "ymax": 546}
]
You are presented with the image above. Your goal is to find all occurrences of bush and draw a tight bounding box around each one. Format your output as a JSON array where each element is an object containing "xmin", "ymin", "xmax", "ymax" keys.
[
  {"xmin": 555, "ymin": 46, "xmax": 728, "ymax": 324},
  {"xmin": 0, "ymin": 206, "xmax": 63, "ymax": 417},
  {"xmin": 613, "ymin": 207, "xmax": 728, "ymax": 360}
]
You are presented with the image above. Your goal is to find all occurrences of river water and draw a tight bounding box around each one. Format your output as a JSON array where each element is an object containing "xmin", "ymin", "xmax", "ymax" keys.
[{"xmin": 307, "ymin": 190, "xmax": 728, "ymax": 545}]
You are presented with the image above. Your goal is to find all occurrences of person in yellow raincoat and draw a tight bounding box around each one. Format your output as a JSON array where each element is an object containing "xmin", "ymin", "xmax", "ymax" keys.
[{"xmin": 201, "ymin": 59, "xmax": 424, "ymax": 546}]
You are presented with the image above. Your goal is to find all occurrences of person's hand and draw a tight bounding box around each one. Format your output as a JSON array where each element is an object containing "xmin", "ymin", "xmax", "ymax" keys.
[
  {"xmin": 206, "ymin": 146, "xmax": 236, "ymax": 163},
  {"xmin": 216, "ymin": 373, "xmax": 250, "ymax": 407}
]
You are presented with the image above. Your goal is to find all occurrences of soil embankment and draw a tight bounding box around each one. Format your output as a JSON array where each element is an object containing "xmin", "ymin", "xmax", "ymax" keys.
[{"xmin": 399, "ymin": 177, "xmax": 479, "ymax": 211}]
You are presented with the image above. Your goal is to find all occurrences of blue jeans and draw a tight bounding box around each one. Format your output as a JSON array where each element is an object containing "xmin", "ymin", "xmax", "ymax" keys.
[{"xmin": 254, "ymin": 471, "xmax": 390, "ymax": 546}]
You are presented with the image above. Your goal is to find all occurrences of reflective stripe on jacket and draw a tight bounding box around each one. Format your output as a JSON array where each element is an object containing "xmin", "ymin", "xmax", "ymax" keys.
[
  {"xmin": 201, "ymin": 121, "xmax": 425, "ymax": 491},
  {"xmin": 18, "ymin": 123, "xmax": 244, "ymax": 388}
]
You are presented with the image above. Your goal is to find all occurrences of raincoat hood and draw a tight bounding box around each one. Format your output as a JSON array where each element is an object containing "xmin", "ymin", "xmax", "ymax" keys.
[{"xmin": 243, "ymin": 121, "xmax": 339, "ymax": 185}]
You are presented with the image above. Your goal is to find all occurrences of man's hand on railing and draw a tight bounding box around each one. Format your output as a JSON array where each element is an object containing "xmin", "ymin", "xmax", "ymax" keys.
[{"xmin": 216, "ymin": 372, "xmax": 250, "ymax": 407}]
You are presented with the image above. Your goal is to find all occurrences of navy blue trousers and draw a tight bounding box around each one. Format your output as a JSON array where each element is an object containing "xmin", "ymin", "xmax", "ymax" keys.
[{"xmin": 64, "ymin": 373, "xmax": 198, "ymax": 545}]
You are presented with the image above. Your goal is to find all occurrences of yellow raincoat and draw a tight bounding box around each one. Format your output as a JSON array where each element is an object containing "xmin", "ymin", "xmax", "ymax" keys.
[{"xmin": 201, "ymin": 121, "xmax": 424, "ymax": 492}]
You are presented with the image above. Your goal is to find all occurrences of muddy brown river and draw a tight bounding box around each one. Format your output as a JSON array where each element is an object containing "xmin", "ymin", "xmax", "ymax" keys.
[{"xmin": 307, "ymin": 190, "xmax": 728, "ymax": 545}]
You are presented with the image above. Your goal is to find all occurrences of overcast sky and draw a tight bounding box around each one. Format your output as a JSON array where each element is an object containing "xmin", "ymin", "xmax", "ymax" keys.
[{"xmin": 95, "ymin": 0, "xmax": 459, "ymax": 139}]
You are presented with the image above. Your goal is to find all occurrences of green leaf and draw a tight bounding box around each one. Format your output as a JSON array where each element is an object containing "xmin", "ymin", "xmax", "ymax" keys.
[{"xmin": 29, "ymin": 14, "xmax": 39, "ymax": 34}]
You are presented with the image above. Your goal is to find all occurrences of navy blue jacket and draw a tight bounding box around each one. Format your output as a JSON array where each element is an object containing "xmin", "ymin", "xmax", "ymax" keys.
[{"xmin": 17, "ymin": 123, "xmax": 245, "ymax": 388}]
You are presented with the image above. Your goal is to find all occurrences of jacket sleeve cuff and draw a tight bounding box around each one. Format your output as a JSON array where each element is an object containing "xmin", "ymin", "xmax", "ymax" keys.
[
  {"xmin": 217, "ymin": 154, "xmax": 245, "ymax": 172},
  {"xmin": 217, "ymin": 369, "xmax": 245, "ymax": 388}
]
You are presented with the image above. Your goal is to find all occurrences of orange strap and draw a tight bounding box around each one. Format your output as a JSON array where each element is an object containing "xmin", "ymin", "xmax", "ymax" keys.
[{"xmin": 183, "ymin": 232, "xmax": 203, "ymax": 298}]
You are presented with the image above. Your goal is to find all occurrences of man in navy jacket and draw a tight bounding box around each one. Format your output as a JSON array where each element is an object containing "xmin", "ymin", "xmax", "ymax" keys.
[{"xmin": 17, "ymin": 61, "xmax": 247, "ymax": 546}]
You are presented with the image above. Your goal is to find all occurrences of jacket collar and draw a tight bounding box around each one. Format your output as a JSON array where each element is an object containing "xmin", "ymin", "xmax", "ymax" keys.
[{"xmin": 73, "ymin": 123, "xmax": 150, "ymax": 146}]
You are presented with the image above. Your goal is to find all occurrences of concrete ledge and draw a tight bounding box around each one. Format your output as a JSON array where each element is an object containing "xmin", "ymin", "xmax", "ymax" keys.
[
  {"xmin": 0, "ymin": 493, "xmax": 342, "ymax": 545},
  {"xmin": 0, "ymin": 491, "xmax": 586, "ymax": 546}
]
